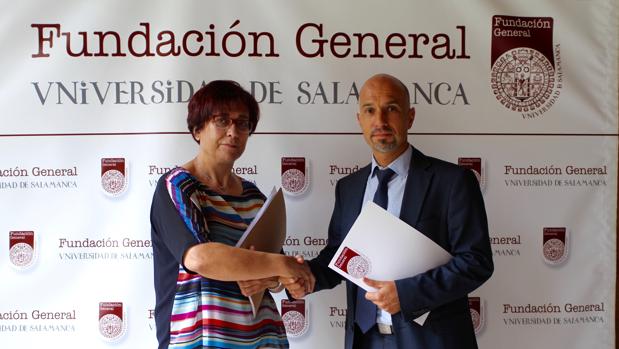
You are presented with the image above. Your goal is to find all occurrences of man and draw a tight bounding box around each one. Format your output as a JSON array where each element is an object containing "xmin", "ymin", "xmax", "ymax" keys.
[{"xmin": 284, "ymin": 74, "xmax": 493, "ymax": 349}]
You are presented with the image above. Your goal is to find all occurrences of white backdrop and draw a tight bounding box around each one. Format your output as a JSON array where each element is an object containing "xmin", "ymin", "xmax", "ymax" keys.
[{"xmin": 0, "ymin": 1, "xmax": 617, "ymax": 348}]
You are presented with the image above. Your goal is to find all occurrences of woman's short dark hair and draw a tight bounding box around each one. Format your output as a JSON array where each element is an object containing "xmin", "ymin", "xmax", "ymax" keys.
[{"xmin": 187, "ymin": 80, "xmax": 259, "ymax": 140}]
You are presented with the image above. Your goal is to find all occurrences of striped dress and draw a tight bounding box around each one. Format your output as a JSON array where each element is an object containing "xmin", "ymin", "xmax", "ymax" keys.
[{"xmin": 165, "ymin": 167, "xmax": 289, "ymax": 348}]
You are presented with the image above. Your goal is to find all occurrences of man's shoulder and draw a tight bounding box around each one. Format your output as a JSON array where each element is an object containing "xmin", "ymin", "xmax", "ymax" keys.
[
  {"xmin": 427, "ymin": 155, "xmax": 465, "ymax": 173},
  {"xmin": 415, "ymin": 149, "xmax": 468, "ymax": 178}
]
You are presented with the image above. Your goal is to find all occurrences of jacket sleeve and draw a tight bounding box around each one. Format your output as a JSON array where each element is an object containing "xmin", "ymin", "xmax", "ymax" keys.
[
  {"xmin": 308, "ymin": 180, "xmax": 347, "ymax": 292},
  {"xmin": 395, "ymin": 169, "xmax": 494, "ymax": 322}
]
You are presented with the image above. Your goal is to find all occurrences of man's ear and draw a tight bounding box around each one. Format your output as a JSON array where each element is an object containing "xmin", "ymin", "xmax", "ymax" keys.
[{"xmin": 407, "ymin": 107, "xmax": 415, "ymax": 129}]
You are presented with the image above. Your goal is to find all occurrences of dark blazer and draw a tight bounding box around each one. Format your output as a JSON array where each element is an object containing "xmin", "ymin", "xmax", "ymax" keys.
[{"xmin": 308, "ymin": 147, "xmax": 493, "ymax": 349}]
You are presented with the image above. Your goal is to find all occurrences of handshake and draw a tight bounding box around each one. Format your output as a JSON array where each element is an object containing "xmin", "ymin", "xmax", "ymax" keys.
[{"xmin": 237, "ymin": 253, "xmax": 315, "ymax": 299}]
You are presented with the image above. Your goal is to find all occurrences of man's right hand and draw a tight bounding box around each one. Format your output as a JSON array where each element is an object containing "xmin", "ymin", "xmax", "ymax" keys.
[{"xmin": 280, "ymin": 255, "xmax": 315, "ymax": 298}]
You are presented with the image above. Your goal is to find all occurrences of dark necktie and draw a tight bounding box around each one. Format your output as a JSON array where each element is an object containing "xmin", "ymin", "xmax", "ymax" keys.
[{"xmin": 355, "ymin": 167, "xmax": 395, "ymax": 333}]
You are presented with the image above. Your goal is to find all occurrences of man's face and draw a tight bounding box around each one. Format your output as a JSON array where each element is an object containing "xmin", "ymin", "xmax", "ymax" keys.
[{"xmin": 357, "ymin": 76, "xmax": 414, "ymax": 156}]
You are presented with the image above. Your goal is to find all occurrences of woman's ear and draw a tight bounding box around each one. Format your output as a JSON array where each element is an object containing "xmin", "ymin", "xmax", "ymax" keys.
[{"xmin": 192, "ymin": 127, "xmax": 201, "ymax": 143}]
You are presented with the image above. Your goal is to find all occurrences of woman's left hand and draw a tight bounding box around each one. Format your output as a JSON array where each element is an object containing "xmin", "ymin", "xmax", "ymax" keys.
[{"xmin": 238, "ymin": 276, "xmax": 279, "ymax": 297}]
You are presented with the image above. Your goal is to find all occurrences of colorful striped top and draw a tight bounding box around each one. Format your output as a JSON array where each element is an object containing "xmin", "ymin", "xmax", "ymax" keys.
[{"xmin": 153, "ymin": 167, "xmax": 288, "ymax": 348}]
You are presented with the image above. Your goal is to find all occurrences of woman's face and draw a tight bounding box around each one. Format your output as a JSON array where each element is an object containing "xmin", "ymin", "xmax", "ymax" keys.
[{"xmin": 193, "ymin": 103, "xmax": 251, "ymax": 166}]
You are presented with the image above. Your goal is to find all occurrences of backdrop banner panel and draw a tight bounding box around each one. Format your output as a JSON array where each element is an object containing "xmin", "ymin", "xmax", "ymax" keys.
[{"xmin": 0, "ymin": 1, "xmax": 617, "ymax": 348}]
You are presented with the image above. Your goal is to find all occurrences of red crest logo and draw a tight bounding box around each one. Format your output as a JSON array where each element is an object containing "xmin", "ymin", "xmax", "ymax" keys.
[
  {"xmin": 99, "ymin": 302, "xmax": 126, "ymax": 341},
  {"xmin": 9, "ymin": 231, "xmax": 36, "ymax": 269},
  {"xmin": 458, "ymin": 157, "xmax": 485, "ymax": 191},
  {"xmin": 281, "ymin": 299, "xmax": 309, "ymax": 338},
  {"xmin": 468, "ymin": 296, "xmax": 485, "ymax": 335},
  {"xmin": 281, "ymin": 157, "xmax": 309, "ymax": 195},
  {"xmin": 542, "ymin": 227, "xmax": 569, "ymax": 265},
  {"xmin": 491, "ymin": 15, "xmax": 561, "ymax": 117},
  {"xmin": 101, "ymin": 158, "xmax": 128, "ymax": 196}
]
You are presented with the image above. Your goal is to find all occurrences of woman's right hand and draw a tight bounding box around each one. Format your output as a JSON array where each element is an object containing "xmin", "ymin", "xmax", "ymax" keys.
[{"xmin": 237, "ymin": 276, "xmax": 279, "ymax": 297}]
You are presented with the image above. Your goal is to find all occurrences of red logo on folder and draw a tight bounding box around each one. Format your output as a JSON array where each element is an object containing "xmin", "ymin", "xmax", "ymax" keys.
[{"xmin": 334, "ymin": 246, "xmax": 371, "ymax": 279}]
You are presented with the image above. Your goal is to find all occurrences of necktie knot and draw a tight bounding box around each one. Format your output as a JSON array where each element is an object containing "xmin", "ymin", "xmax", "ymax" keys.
[
  {"xmin": 374, "ymin": 167, "xmax": 395, "ymax": 186},
  {"xmin": 372, "ymin": 167, "xmax": 395, "ymax": 211}
]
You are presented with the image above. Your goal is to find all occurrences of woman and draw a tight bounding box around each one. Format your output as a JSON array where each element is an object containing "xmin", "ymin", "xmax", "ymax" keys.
[{"xmin": 150, "ymin": 80, "xmax": 312, "ymax": 349}]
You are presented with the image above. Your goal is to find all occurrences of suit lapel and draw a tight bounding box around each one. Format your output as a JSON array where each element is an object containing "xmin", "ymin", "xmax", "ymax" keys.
[
  {"xmin": 348, "ymin": 164, "xmax": 371, "ymax": 219},
  {"xmin": 400, "ymin": 147, "xmax": 433, "ymax": 226}
]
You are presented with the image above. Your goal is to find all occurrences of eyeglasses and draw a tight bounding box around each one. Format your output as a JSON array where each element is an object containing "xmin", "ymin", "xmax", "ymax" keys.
[{"xmin": 210, "ymin": 114, "xmax": 253, "ymax": 133}]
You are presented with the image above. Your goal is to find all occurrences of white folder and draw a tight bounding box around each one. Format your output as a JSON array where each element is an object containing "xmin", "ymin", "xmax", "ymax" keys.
[{"xmin": 328, "ymin": 201, "xmax": 452, "ymax": 325}]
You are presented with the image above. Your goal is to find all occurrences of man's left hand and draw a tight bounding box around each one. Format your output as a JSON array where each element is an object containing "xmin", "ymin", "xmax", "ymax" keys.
[{"xmin": 364, "ymin": 278, "xmax": 401, "ymax": 314}]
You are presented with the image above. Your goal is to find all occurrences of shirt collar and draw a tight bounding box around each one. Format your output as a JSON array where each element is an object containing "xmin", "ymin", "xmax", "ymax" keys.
[{"xmin": 371, "ymin": 144, "xmax": 412, "ymax": 179}]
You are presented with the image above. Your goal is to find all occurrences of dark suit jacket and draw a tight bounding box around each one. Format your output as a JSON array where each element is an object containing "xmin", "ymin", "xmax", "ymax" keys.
[{"xmin": 308, "ymin": 147, "xmax": 493, "ymax": 349}]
